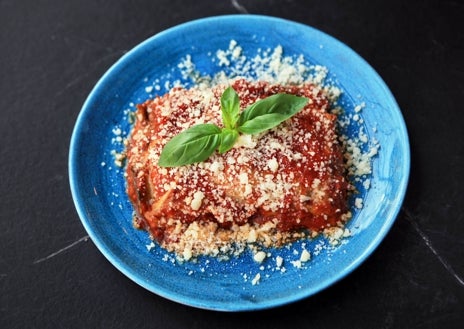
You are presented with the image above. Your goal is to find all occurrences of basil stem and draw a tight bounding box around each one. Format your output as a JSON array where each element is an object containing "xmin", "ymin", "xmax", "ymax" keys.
[{"xmin": 218, "ymin": 128, "xmax": 239, "ymax": 154}]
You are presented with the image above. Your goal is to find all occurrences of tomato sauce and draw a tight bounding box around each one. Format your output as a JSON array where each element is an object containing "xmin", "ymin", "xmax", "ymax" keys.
[{"xmin": 126, "ymin": 79, "xmax": 350, "ymax": 245}]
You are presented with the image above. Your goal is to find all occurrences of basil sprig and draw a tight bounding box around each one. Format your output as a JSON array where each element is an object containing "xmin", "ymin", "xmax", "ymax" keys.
[{"xmin": 158, "ymin": 86, "xmax": 308, "ymax": 167}]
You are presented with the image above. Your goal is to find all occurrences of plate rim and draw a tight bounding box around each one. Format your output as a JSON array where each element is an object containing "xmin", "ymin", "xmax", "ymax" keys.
[{"xmin": 69, "ymin": 14, "xmax": 410, "ymax": 311}]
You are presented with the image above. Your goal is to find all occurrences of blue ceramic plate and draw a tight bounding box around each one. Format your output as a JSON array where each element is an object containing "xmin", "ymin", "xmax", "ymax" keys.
[{"xmin": 69, "ymin": 15, "xmax": 410, "ymax": 311}]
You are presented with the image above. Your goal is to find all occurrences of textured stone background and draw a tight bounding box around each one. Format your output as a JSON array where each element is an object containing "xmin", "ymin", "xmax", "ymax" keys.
[{"xmin": 1, "ymin": 0, "xmax": 463, "ymax": 328}]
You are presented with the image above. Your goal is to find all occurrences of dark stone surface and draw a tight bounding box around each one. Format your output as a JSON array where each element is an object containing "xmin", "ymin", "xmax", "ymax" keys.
[{"xmin": 1, "ymin": 0, "xmax": 463, "ymax": 328}]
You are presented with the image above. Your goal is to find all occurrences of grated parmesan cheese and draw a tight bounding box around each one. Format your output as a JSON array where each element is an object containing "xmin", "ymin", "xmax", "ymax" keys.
[
  {"xmin": 251, "ymin": 273, "xmax": 261, "ymax": 285},
  {"xmin": 190, "ymin": 191, "xmax": 205, "ymax": 210},
  {"xmin": 118, "ymin": 40, "xmax": 379, "ymax": 284},
  {"xmin": 253, "ymin": 251, "xmax": 267, "ymax": 263}
]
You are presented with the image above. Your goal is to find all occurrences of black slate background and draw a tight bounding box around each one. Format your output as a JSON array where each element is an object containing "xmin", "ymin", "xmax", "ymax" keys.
[{"xmin": 1, "ymin": 0, "xmax": 463, "ymax": 328}]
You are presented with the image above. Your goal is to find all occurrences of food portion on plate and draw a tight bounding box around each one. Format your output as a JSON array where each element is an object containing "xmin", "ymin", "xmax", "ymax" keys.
[{"xmin": 121, "ymin": 41, "xmax": 376, "ymax": 262}]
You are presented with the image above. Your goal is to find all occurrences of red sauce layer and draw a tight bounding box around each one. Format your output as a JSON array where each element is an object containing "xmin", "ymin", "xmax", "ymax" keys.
[{"xmin": 125, "ymin": 79, "xmax": 350, "ymax": 245}]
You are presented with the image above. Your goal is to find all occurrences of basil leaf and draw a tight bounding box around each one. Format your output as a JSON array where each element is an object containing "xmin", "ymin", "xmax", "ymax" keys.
[
  {"xmin": 220, "ymin": 86, "xmax": 240, "ymax": 129},
  {"xmin": 218, "ymin": 128, "xmax": 239, "ymax": 154},
  {"xmin": 158, "ymin": 124, "xmax": 221, "ymax": 167},
  {"xmin": 237, "ymin": 93, "xmax": 308, "ymax": 130},
  {"xmin": 237, "ymin": 113, "xmax": 290, "ymax": 134},
  {"xmin": 158, "ymin": 89, "xmax": 308, "ymax": 166}
]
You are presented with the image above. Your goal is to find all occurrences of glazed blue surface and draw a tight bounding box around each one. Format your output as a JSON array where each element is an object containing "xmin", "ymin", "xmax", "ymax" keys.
[{"xmin": 69, "ymin": 15, "xmax": 410, "ymax": 311}]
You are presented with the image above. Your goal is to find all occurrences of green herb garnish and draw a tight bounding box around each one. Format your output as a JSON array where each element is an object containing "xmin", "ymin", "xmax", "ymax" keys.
[{"xmin": 158, "ymin": 86, "xmax": 308, "ymax": 167}]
